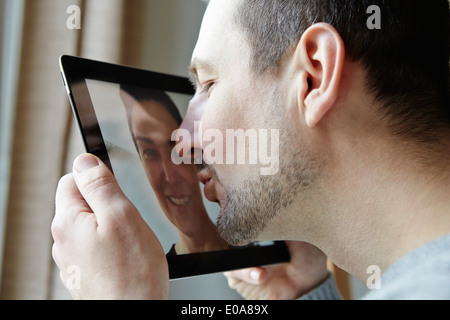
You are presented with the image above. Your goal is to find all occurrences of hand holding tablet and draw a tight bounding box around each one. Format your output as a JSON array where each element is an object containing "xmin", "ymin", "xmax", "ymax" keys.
[{"xmin": 53, "ymin": 154, "xmax": 169, "ymax": 299}]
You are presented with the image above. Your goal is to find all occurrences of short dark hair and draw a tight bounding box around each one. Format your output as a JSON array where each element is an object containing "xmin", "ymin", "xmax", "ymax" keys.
[{"xmin": 234, "ymin": 0, "xmax": 450, "ymax": 143}]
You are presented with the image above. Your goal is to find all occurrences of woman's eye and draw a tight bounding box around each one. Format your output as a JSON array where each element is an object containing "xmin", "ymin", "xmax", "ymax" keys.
[{"xmin": 142, "ymin": 148, "xmax": 160, "ymax": 161}]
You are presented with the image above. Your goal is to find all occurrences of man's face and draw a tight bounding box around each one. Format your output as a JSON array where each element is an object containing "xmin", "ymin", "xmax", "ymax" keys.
[{"xmin": 180, "ymin": 0, "xmax": 318, "ymax": 245}]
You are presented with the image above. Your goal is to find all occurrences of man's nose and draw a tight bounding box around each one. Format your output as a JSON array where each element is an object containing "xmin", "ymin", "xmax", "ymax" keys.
[{"xmin": 175, "ymin": 94, "xmax": 207, "ymax": 160}]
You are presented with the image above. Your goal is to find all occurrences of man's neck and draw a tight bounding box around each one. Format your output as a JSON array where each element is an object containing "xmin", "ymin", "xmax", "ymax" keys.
[{"xmin": 318, "ymin": 135, "xmax": 450, "ymax": 281}]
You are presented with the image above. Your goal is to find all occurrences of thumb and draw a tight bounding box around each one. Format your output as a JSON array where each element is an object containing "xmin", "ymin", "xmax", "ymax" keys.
[{"xmin": 72, "ymin": 153, "xmax": 137, "ymax": 226}]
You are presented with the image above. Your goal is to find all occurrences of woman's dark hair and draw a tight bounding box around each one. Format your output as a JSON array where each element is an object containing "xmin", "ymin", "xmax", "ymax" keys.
[
  {"xmin": 121, "ymin": 84, "xmax": 183, "ymax": 125},
  {"xmin": 120, "ymin": 84, "xmax": 183, "ymax": 154}
]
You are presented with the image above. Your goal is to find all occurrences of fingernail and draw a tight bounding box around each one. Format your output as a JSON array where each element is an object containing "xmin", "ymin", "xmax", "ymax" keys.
[
  {"xmin": 73, "ymin": 154, "xmax": 99, "ymax": 173},
  {"xmin": 250, "ymin": 270, "xmax": 261, "ymax": 282}
]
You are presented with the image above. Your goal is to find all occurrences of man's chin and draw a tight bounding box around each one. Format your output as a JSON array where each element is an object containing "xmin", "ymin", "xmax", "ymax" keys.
[
  {"xmin": 217, "ymin": 229, "xmax": 255, "ymax": 247},
  {"xmin": 216, "ymin": 208, "xmax": 262, "ymax": 247}
]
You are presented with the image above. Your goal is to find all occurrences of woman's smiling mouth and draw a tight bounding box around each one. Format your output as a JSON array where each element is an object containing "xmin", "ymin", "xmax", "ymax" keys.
[{"xmin": 168, "ymin": 196, "xmax": 192, "ymax": 206}]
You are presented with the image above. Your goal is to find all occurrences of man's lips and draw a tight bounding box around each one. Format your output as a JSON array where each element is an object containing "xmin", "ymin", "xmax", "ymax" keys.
[
  {"xmin": 203, "ymin": 179, "xmax": 219, "ymax": 203},
  {"xmin": 198, "ymin": 171, "xmax": 220, "ymax": 204}
]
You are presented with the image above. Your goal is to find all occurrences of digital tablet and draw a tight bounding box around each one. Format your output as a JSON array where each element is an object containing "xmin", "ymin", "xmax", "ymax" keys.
[{"xmin": 59, "ymin": 55, "xmax": 290, "ymax": 279}]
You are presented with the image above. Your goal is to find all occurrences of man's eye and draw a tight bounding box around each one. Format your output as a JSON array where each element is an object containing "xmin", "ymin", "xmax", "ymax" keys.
[{"xmin": 201, "ymin": 81, "xmax": 215, "ymax": 97}]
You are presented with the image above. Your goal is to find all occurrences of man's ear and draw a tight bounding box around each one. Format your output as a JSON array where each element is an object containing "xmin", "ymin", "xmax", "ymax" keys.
[{"xmin": 293, "ymin": 23, "xmax": 345, "ymax": 128}]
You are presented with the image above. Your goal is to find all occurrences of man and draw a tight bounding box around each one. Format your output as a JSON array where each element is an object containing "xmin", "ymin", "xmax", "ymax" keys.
[{"xmin": 52, "ymin": 0, "xmax": 450, "ymax": 299}]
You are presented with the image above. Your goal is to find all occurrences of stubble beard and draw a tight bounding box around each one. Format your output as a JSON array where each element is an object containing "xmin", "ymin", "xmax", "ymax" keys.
[{"xmin": 214, "ymin": 103, "xmax": 318, "ymax": 246}]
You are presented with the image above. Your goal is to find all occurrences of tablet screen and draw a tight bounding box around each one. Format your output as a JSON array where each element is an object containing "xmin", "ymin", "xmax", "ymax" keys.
[
  {"xmin": 60, "ymin": 55, "xmax": 290, "ymax": 279},
  {"xmin": 85, "ymin": 79, "xmax": 231, "ymax": 255}
]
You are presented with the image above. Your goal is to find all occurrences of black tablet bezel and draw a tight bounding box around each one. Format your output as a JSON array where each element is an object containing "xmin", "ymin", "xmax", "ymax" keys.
[{"xmin": 59, "ymin": 55, "xmax": 290, "ymax": 279}]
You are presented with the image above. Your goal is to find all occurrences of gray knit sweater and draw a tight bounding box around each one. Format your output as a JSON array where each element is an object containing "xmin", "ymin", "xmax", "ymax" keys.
[{"xmin": 300, "ymin": 233, "xmax": 450, "ymax": 300}]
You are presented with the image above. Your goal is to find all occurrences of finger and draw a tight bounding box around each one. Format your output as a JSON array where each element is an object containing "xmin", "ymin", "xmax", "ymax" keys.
[
  {"xmin": 55, "ymin": 173, "xmax": 91, "ymax": 216},
  {"xmin": 224, "ymin": 267, "xmax": 267, "ymax": 285},
  {"xmin": 52, "ymin": 242, "xmax": 61, "ymax": 269},
  {"xmin": 53, "ymin": 173, "xmax": 94, "ymax": 240},
  {"xmin": 72, "ymin": 153, "xmax": 137, "ymax": 227}
]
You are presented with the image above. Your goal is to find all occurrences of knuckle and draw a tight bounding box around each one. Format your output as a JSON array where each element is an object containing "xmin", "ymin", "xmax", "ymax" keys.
[
  {"xmin": 80, "ymin": 170, "xmax": 106, "ymax": 190},
  {"xmin": 226, "ymin": 275, "xmax": 239, "ymax": 289},
  {"xmin": 58, "ymin": 173, "xmax": 74, "ymax": 188},
  {"xmin": 80, "ymin": 170, "xmax": 117, "ymax": 198},
  {"xmin": 51, "ymin": 218, "xmax": 64, "ymax": 241},
  {"xmin": 52, "ymin": 243, "xmax": 62, "ymax": 268},
  {"xmin": 55, "ymin": 173, "xmax": 75, "ymax": 203},
  {"xmin": 51, "ymin": 243, "xmax": 58, "ymax": 261}
]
